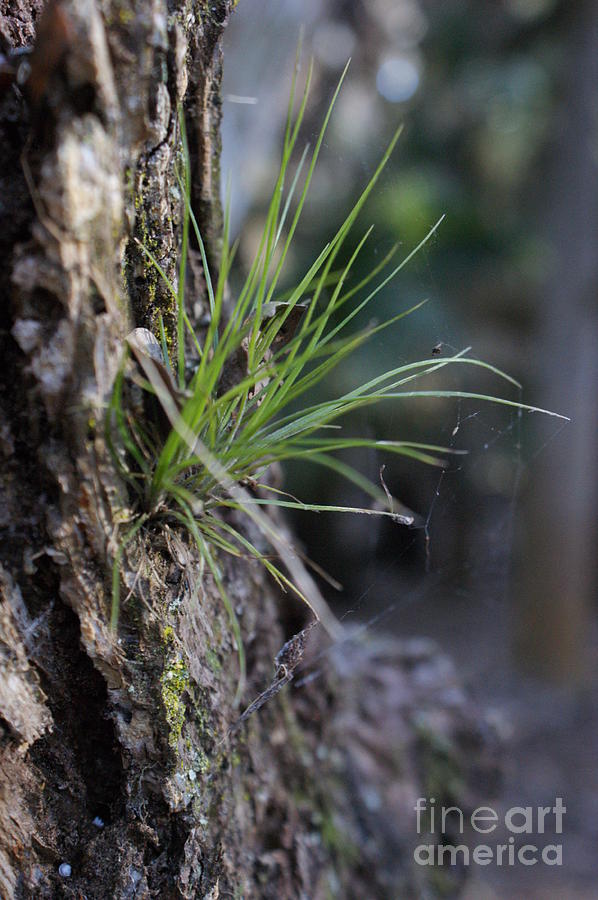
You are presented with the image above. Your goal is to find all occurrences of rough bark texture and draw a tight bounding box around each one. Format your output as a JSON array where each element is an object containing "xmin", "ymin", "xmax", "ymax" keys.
[{"xmin": 0, "ymin": 2, "xmax": 500, "ymax": 898}]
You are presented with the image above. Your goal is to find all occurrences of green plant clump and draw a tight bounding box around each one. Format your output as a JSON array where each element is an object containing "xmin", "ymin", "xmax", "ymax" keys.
[{"xmin": 107, "ymin": 51, "xmax": 565, "ymax": 700}]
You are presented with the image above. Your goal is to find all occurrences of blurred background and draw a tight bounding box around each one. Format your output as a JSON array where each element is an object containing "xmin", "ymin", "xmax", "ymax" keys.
[{"xmin": 221, "ymin": 1, "xmax": 598, "ymax": 895}]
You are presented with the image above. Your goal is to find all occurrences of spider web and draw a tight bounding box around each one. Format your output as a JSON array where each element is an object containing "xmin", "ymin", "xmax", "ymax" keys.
[{"xmin": 292, "ymin": 382, "xmax": 568, "ymax": 692}]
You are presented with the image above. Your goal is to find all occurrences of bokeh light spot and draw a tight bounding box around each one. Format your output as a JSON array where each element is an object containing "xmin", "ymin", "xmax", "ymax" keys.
[{"xmin": 376, "ymin": 56, "xmax": 420, "ymax": 103}]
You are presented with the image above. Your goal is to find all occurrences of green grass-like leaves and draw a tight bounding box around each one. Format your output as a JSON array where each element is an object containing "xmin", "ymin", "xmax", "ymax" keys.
[{"xmin": 107, "ymin": 56, "xmax": 567, "ymax": 703}]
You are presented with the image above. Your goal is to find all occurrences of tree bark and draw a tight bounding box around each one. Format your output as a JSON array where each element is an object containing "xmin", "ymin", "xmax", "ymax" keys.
[{"xmin": 0, "ymin": 3, "xmax": 500, "ymax": 898}]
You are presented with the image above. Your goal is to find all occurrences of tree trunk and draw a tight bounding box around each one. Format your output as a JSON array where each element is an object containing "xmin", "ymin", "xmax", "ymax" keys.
[
  {"xmin": 0, "ymin": 3, "xmax": 499, "ymax": 897},
  {"xmin": 513, "ymin": 0, "xmax": 598, "ymax": 683}
]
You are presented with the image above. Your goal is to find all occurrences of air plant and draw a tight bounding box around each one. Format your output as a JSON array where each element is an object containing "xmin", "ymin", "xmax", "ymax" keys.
[{"xmin": 107, "ymin": 52, "xmax": 565, "ymax": 702}]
